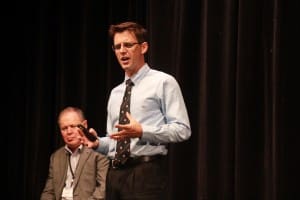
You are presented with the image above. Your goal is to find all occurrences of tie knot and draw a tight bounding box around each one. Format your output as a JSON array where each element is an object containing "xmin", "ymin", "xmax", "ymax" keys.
[{"xmin": 126, "ymin": 79, "xmax": 134, "ymax": 87}]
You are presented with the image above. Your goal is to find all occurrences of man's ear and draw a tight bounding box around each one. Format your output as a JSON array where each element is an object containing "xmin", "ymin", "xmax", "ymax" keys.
[{"xmin": 141, "ymin": 42, "xmax": 148, "ymax": 54}]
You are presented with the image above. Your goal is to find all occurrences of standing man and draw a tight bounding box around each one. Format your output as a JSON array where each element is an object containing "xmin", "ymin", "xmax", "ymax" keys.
[
  {"xmin": 40, "ymin": 106, "xmax": 109, "ymax": 200},
  {"xmin": 89, "ymin": 21, "xmax": 191, "ymax": 200}
]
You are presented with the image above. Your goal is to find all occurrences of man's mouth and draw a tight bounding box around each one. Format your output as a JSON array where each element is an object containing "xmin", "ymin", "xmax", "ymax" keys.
[{"xmin": 121, "ymin": 56, "xmax": 129, "ymax": 61}]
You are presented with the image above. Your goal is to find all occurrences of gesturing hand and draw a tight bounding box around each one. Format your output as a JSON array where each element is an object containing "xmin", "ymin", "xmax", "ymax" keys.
[
  {"xmin": 110, "ymin": 112, "xmax": 143, "ymax": 140},
  {"xmin": 78, "ymin": 127, "xmax": 99, "ymax": 149}
]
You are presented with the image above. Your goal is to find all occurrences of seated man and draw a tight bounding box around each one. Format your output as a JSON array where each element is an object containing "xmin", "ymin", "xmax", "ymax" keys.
[{"xmin": 40, "ymin": 106, "xmax": 109, "ymax": 200}]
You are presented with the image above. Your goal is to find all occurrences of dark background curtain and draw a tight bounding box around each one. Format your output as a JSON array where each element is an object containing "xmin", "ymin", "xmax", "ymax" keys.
[{"xmin": 7, "ymin": 0, "xmax": 299, "ymax": 199}]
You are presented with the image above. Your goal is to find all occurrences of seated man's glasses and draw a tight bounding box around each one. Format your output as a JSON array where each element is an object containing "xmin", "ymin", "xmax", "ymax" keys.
[{"xmin": 112, "ymin": 42, "xmax": 140, "ymax": 51}]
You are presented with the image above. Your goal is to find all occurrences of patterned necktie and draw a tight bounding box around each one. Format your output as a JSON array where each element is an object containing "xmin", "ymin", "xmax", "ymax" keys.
[{"xmin": 113, "ymin": 79, "xmax": 134, "ymax": 167}]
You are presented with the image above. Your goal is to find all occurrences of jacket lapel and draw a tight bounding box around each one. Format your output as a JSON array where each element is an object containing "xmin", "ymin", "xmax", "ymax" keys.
[
  {"xmin": 72, "ymin": 146, "xmax": 91, "ymax": 187},
  {"xmin": 57, "ymin": 150, "xmax": 69, "ymax": 192}
]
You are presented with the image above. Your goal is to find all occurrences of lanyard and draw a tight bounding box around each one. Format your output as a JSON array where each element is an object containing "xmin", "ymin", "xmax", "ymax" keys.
[{"xmin": 68, "ymin": 154, "xmax": 75, "ymax": 187}]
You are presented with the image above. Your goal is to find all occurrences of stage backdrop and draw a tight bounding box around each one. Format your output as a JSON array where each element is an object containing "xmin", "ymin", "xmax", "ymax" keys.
[{"xmin": 7, "ymin": 0, "xmax": 299, "ymax": 199}]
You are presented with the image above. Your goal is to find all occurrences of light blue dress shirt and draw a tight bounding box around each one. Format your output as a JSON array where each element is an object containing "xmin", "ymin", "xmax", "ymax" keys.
[{"xmin": 96, "ymin": 64, "xmax": 191, "ymax": 159}]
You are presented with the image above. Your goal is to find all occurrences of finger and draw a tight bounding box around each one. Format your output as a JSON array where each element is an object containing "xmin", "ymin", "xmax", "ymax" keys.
[
  {"xmin": 110, "ymin": 130, "xmax": 125, "ymax": 140},
  {"xmin": 125, "ymin": 112, "xmax": 132, "ymax": 119},
  {"xmin": 79, "ymin": 136, "xmax": 86, "ymax": 144},
  {"xmin": 77, "ymin": 128, "xmax": 84, "ymax": 137},
  {"xmin": 115, "ymin": 124, "xmax": 124, "ymax": 129},
  {"xmin": 88, "ymin": 127, "xmax": 98, "ymax": 136},
  {"xmin": 111, "ymin": 135, "xmax": 124, "ymax": 140},
  {"xmin": 115, "ymin": 124, "xmax": 131, "ymax": 130}
]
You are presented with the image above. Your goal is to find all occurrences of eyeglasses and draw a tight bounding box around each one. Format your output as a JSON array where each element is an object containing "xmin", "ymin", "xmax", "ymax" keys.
[{"xmin": 112, "ymin": 42, "xmax": 140, "ymax": 51}]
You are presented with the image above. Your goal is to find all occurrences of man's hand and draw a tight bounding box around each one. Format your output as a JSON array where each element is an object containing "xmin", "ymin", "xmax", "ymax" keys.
[
  {"xmin": 77, "ymin": 124, "xmax": 98, "ymax": 141},
  {"xmin": 78, "ymin": 127, "xmax": 100, "ymax": 149},
  {"xmin": 110, "ymin": 112, "xmax": 143, "ymax": 140}
]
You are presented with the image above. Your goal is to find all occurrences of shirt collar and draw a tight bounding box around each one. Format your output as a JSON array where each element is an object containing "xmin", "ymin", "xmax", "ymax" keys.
[
  {"xmin": 64, "ymin": 144, "xmax": 83, "ymax": 155},
  {"xmin": 124, "ymin": 63, "xmax": 150, "ymax": 85}
]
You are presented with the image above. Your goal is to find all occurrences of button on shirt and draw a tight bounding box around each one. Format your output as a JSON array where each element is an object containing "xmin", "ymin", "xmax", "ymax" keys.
[{"xmin": 97, "ymin": 64, "xmax": 191, "ymax": 159}]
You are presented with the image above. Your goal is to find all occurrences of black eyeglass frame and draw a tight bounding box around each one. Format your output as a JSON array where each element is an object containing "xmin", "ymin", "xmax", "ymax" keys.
[{"xmin": 112, "ymin": 42, "xmax": 141, "ymax": 51}]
